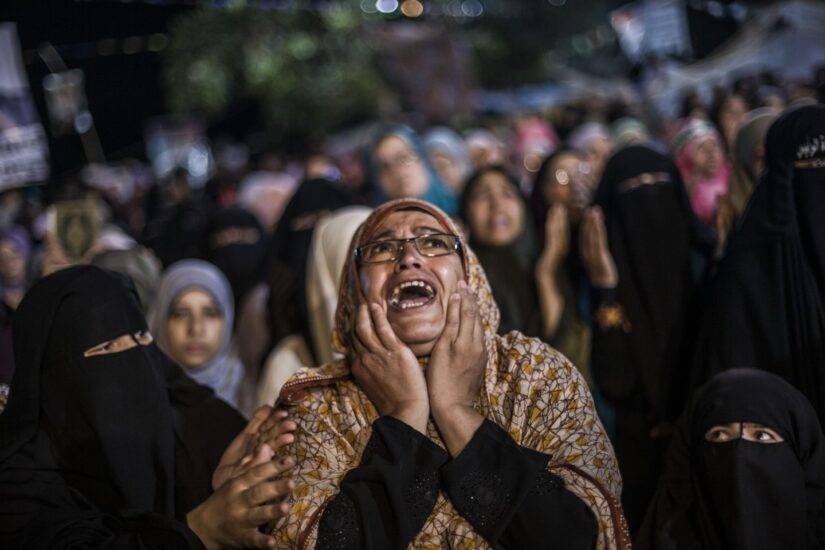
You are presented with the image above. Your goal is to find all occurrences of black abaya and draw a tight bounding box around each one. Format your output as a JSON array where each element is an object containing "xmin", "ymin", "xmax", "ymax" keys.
[
  {"xmin": 690, "ymin": 105, "xmax": 825, "ymax": 424},
  {"xmin": 0, "ymin": 266, "xmax": 244, "ymax": 548},
  {"xmin": 637, "ymin": 368, "xmax": 825, "ymax": 550}
]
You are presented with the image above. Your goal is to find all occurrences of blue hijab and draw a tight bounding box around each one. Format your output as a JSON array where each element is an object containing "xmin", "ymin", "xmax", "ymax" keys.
[{"xmin": 367, "ymin": 124, "xmax": 458, "ymax": 216}]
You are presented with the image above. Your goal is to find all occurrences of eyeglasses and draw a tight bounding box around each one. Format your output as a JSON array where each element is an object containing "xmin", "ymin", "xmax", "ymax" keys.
[
  {"xmin": 375, "ymin": 150, "xmax": 419, "ymax": 174},
  {"xmin": 355, "ymin": 233, "xmax": 461, "ymax": 264}
]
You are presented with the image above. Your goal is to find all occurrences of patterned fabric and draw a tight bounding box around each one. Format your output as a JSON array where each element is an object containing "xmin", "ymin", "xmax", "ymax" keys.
[
  {"xmin": 0, "ymin": 383, "xmax": 8, "ymax": 415},
  {"xmin": 272, "ymin": 198, "xmax": 628, "ymax": 549}
]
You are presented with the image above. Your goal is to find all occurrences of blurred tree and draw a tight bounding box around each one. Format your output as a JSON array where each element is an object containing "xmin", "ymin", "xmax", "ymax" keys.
[{"xmin": 163, "ymin": 4, "xmax": 395, "ymax": 149}]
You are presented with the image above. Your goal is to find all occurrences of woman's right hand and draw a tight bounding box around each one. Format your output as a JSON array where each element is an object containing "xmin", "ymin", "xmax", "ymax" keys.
[
  {"xmin": 352, "ymin": 303, "xmax": 429, "ymax": 433},
  {"xmin": 536, "ymin": 203, "xmax": 570, "ymax": 276},
  {"xmin": 579, "ymin": 207, "xmax": 618, "ymax": 289},
  {"xmin": 187, "ymin": 445, "xmax": 295, "ymax": 549}
]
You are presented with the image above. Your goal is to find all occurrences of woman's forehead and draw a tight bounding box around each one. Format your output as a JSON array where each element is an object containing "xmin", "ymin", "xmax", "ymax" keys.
[{"xmin": 367, "ymin": 210, "xmax": 446, "ymax": 240}]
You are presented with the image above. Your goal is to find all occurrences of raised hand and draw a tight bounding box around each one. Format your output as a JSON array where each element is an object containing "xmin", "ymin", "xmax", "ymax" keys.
[
  {"xmin": 537, "ymin": 203, "xmax": 570, "ymax": 275},
  {"xmin": 579, "ymin": 206, "xmax": 618, "ymax": 289},
  {"xmin": 352, "ymin": 303, "xmax": 430, "ymax": 433},
  {"xmin": 212, "ymin": 406, "xmax": 296, "ymax": 491},
  {"xmin": 187, "ymin": 445, "xmax": 295, "ymax": 549},
  {"xmin": 427, "ymin": 281, "xmax": 487, "ymax": 456}
]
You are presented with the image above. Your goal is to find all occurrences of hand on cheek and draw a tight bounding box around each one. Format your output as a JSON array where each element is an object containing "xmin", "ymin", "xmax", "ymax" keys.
[
  {"xmin": 427, "ymin": 280, "xmax": 487, "ymax": 415},
  {"xmin": 351, "ymin": 303, "xmax": 430, "ymax": 433}
]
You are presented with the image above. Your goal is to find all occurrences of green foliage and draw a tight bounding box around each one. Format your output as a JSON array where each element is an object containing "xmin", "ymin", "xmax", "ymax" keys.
[{"xmin": 163, "ymin": 5, "xmax": 393, "ymax": 147}]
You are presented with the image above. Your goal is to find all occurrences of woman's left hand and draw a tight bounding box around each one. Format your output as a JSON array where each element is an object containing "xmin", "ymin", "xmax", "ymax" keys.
[
  {"xmin": 427, "ymin": 280, "xmax": 487, "ymax": 415},
  {"xmin": 213, "ymin": 406, "xmax": 296, "ymax": 491}
]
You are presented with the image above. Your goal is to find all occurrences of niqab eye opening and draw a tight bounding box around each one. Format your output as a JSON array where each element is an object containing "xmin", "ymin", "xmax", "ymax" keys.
[{"xmin": 83, "ymin": 330, "xmax": 154, "ymax": 357}]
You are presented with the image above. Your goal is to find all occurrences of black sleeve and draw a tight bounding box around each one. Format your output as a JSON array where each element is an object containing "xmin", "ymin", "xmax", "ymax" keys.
[
  {"xmin": 589, "ymin": 286, "xmax": 637, "ymax": 402},
  {"xmin": 441, "ymin": 419, "xmax": 597, "ymax": 550},
  {"xmin": 316, "ymin": 416, "xmax": 450, "ymax": 550}
]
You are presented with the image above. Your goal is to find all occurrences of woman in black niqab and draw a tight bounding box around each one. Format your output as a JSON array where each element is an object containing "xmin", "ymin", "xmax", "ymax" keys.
[
  {"xmin": 0, "ymin": 265, "xmax": 283, "ymax": 549},
  {"xmin": 690, "ymin": 104, "xmax": 825, "ymax": 424},
  {"xmin": 586, "ymin": 145, "xmax": 715, "ymax": 531},
  {"xmin": 637, "ymin": 368, "xmax": 825, "ymax": 550}
]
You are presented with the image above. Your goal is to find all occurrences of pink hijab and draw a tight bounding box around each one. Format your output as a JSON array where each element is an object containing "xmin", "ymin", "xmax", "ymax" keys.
[{"xmin": 672, "ymin": 119, "xmax": 730, "ymax": 226}]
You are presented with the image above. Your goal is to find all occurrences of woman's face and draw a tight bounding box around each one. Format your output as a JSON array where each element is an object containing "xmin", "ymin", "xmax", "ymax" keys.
[
  {"xmin": 704, "ymin": 422, "xmax": 785, "ymax": 444},
  {"xmin": 165, "ymin": 289, "xmax": 224, "ymax": 369},
  {"xmin": 0, "ymin": 241, "xmax": 25, "ymax": 283},
  {"xmin": 359, "ymin": 209, "xmax": 463, "ymax": 357},
  {"xmin": 430, "ymin": 150, "xmax": 464, "ymax": 193},
  {"xmin": 374, "ymin": 136, "xmax": 430, "ymax": 200},
  {"xmin": 466, "ymin": 171, "xmax": 524, "ymax": 247},
  {"xmin": 544, "ymin": 152, "xmax": 591, "ymax": 218},
  {"xmin": 691, "ymin": 137, "xmax": 724, "ymax": 177},
  {"xmin": 720, "ymin": 95, "xmax": 748, "ymax": 144}
]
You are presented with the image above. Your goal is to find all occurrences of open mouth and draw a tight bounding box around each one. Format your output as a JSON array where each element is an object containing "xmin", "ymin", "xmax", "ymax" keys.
[{"xmin": 389, "ymin": 279, "xmax": 436, "ymax": 311}]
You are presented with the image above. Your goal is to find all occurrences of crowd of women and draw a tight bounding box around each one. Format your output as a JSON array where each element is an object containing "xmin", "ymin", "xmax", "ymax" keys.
[{"xmin": 1, "ymin": 72, "xmax": 824, "ymax": 549}]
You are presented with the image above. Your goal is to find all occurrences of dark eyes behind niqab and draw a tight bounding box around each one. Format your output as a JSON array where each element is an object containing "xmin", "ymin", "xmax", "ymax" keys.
[{"xmin": 637, "ymin": 368, "xmax": 825, "ymax": 550}]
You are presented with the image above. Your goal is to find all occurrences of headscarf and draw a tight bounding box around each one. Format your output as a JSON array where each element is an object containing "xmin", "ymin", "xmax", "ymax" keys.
[
  {"xmin": 149, "ymin": 259, "xmax": 244, "ymax": 411},
  {"xmin": 306, "ymin": 206, "xmax": 372, "ymax": 366},
  {"xmin": 610, "ymin": 117, "xmax": 651, "ymax": 147},
  {"xmin": 637, "ymin": 368, "xmax": 825, "ymax": 550},
  {"xmin": 366, "ymin": 124, "xmax": 458, "ymax": 216},
  {"xmin": 727, "ymin": 108, "xmax": 780, "ymax": 219},
  {"xmin": 0, "ymin": 225, "xmax": 31, "ymax": 289},
  {"xmin": 203, "ymin": 206, "xmax": 267, "ymax": 312},
  {"xmin": 0, "ymin": 225, "xmax": 31, "ymax": 264},
  {"xmin": 567, "ymin": 122, "xmax": 612, "ymax": 155},
  {"xmin": 459, "ymin": 165, "xmax": 542, "ymax": 337},
  {"xmin": 90, "ymin": 246, "xmax": 162, "ymax": 314},
  {"xmin": 273, "ymin": 198, "xmax": 629, "ymax": 549},
  {"xmin": 672, "ymin": 119, "xmax": 730, "ymax": 226},
  {"xmin": 690, "ymin": 104, "xmax": 825, "ymax": 424},
  {"xmin": 423, "ymin": 126, "xmax": 471, "ymax": 186},
  {"xmin": 266, "ymin": 177, "xmax": 356, "ymax": 353},
  {"xmin": 0, "ymin": 266, "xmax": 243, "ymax": 547},
  {"xmin": 593, "ymin": 145, "xmax": 713, "ymax": 419},
  {"xmin": 237, "ymin": 170, "xmax": 297, "ymax": 232}
]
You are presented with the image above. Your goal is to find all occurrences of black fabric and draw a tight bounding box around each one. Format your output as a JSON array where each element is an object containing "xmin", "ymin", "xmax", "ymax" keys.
[
  {"xmin": 441, "ymin": 419, "xmax": 597, "ymax": 549},
  {"xmin": 0, "ymin": 300, "xmax": 13, "ymax": 387},
  {"xmin": 266, "ymin": 177, "xmax": 355, "ymax": 352},
  {"xmin": 0, "ymin": 266, "xmax": 240, "ymax": 549},
  {"xmin": 590, "ymin": 145, "xmax": 714, "ymax": 532},
  {"xmin": 690, "ymin": 104, "xmax": 825, "ymax": 424},
  {"xmin": 316, "ymin": 416, "xmax": 449, "ymax": 550},
  {"xmin": 202, "ymin": 206, "xmax": 267, "ymax": 314},
  {"xmin": 592, "ymin": 145, "xmax": 712, "ymax": 417},
  {"xmin": 459, "ymin": 166, "xmax": 543, "ymax": 337},
  {"xmin": 144, "ymin": 196, "xmax": 214, "ymax": 268},
  {"xmin": 637, "ymin": 368, "xmax": 825, "ymax": 550}
]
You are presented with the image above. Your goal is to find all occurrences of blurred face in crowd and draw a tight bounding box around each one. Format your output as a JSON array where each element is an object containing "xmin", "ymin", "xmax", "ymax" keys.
[
  {"xmin": 430, "ymin": 150, "xmax": 465, "ymax": 193},
  {"xmin": 358, "ymin": 209, "xmax": 463, "ymax": 357},
  {"xmin": 466, "ymin": 170, "xmax": 524, "ymax": 247},
  {"xmin": 467, "ymin": 140, "xmax": 505, "ymax": 169},
  {"xmin": 165, "ymin": 288, "xmax": 224, "ymax": 369},
  {"xmin": 0, "ymin": 240, "xmax": 26, "ymax": 284},
  {"xmin": 719, "ymin": 94, "xmax": 749, "ymax": 147},
  {"xmin": 584, "ymin": 135, "xmax": 613, "ymax": 183},
  {"xmin": 705, "ymin": 422, "xmax": 785, "ymax": 444},
  {"xmin": 691, "ymin": 137, "xmax": 725, "ymax": 178},
  {"xmin": 544, "ymin": 152, "xmax": 591, "ymax": 221},
  {"xmin": 374, "ymin": 136, "xmax": 430, "ymax": 200}
]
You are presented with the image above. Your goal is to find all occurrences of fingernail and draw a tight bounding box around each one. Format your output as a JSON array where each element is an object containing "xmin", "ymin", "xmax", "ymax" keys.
[
  {"xmin": 458, "ymin": 280, "xmax": 467, "ymax": 290},
  {"xmin": 281, "ymin": 457, "xmax": 293, "ymax": 466}
]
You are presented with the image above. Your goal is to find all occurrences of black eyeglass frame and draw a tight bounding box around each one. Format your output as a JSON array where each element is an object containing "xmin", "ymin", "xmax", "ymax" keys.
[{"xmin": 354, "ymin": 233, "xmax": 462, "ymax": 264}]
